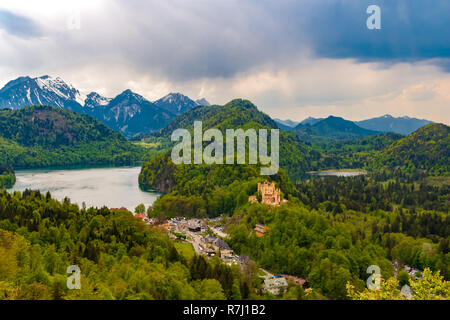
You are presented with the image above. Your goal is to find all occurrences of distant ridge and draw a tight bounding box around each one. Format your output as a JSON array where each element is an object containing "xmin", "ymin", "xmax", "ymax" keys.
[
  {"xmin": 299, "ymin": 117, "xmax": 324, "ymax": 126},
  {"xmin": 274, "ymin": 118, "xmax": 299, "ymax": 130},
  {"xmin": 294, "ymin": 116, "xmax": 380, "ymax": 142},
  {"xmin": 356, "ymin": 114, "xmax": 434, "ymax": 135},
  {"xmin": 277, "ymin": 114, "xmax": 434, "ymax": 135}
]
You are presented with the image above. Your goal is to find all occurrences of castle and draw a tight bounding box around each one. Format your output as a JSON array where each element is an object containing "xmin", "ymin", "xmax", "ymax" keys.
[{"xmin": 249, "ymin": 182, "xmax": 281, "ymax": 206}]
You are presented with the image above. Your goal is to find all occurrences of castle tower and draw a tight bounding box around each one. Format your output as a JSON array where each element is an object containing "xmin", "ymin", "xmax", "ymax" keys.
[{"xmin": 257, "ymin": 182, "xmax": 281, "ymax": 206}]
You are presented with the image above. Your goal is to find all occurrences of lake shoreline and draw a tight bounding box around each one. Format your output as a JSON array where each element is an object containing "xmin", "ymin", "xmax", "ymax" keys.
[
  {"xmin": 307, "ymin": 169, "xmax": 367, "ymax": 177},
  {"xmin": 11, "ymin": 162, "xmax": 145, "ymax": 172},
  {"xmin": 8, "ymin": 167, "xmax": 160, "ymax": 211}
]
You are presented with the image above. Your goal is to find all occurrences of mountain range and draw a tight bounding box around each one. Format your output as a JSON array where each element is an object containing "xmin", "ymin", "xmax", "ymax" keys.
[
  {"xmin": 0, "ymin": 75, "xmax": 210, "ymax": 137},
  {"xmin": 294, "ymin": 116, "xmax": 381, "ymax": 143},
  {"xmin": 355, "ymin": 114, "xmax": 433, "ymax": 135},
  {"xmin": 274, "ymin": 114, "xmax": 434, "ymax": 136},
  {"xmin": 0, "ymin": 75, "xmax": 436, "ymax": 139},
  {"xmin": 273, "ymin": 118, "xmax": 300, "ymax": 130}
]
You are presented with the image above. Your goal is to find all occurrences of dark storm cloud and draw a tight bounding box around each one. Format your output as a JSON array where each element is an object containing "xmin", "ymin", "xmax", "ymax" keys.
[
  {"xmin": 300, "ymin": 0, "xmax": 450, "ymax": 63},
  {"xmin": 109, "ymin": 0, "xmax": 450, "ymax": 80},
  {"xmin": 106, "ymin": 0, "xmax": 299, "ymax": 80},
  {"xmin": 1, "ymin": 0, "xmax": 449, "ymax": 84},
  {"xmin": 0, "ymin": 9, "xmax": 42, "ymax": 38}
]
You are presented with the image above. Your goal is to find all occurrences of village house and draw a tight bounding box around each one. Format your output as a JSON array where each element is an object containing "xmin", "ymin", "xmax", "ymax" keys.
[
  {"xmin": 188, "ymin": 220, "xmax": 204, "ymax": 233},
  {"xmin": 262, "ymin": 277, "xmax": 288, "ymax": 296},
  {"xmin": 134, "ymin": 213, "xmax": 146, "ymax": 220},
  {"xmin": 282, "ymin": 275, "xmax": 308, "ymax": 288},
  {"xmin": 202, "ymin": 235, "xmax": 234, "ymax": 259},
  {"xmin": 255, "ymin": 224, "xmax": 269, "ymax": 237},
  {"xmin": 179, "ymin": 219, "xmax": 205, "ymax": 233},
  {"xmin": 248, "ymin": 182, "xmax": 282, "ymax": 206}
]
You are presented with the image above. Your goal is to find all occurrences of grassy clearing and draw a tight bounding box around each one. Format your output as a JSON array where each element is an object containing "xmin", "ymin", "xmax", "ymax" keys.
[
  {"xmin": 174, "ymin": 242, "xmax": 195, "ymax": 260},
  {"xmin": 424, "ymin": 176, "xmax": 450, "ymax": 187},
  {"xmin": 132, "ymin": 141, "xmax": 161, "ymax": 149}
]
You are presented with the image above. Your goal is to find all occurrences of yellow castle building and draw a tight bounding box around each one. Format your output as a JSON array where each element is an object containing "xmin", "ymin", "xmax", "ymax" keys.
[{"xmin": 249, "ymin": 182, "xmax": 281, "ymax": 206}]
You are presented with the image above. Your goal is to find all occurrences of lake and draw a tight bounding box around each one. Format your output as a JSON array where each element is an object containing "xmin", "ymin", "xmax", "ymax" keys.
[
  {"xmin": 8, "ymin": 167, "xmax": 160, "ymax": 211},
  {"xmin": 308, "ymin": 170, "xmax": 367, "ymax": 177}
]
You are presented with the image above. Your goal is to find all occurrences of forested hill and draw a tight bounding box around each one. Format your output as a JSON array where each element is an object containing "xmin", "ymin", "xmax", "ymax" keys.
[
  {"xmin": 139, "ymin": 99, "xmax": 323, "ymax": 218},
  {"xmin": 0, "ymin": 105, "xmax": 127, "ymax": 147},
  {"xmin": 153, "ymin": 99, "xmax": 321, "ymax": 181},
  {"xmin": 0, "ymin": 105, "xmax": 146, "ymax": 168},
  {"xmin": 294, "ymin": 116, "xmax": 380, "ymax": 143},
  {"xmin": 158, "ymin": 99, "xmax": 279, "ymax": 136},
  {"xmin": 371, "ymin": 123, "xmax": 450, "ymax": 176}
]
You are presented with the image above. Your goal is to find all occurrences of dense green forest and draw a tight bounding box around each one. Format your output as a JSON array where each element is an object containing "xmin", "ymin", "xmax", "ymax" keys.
[
  {"xmin": 370, "ymin": 124, "xmax": 450, "ymax": 176},
  {"xmin": 0, "ymin": 165, "xmax": 15, "ymax": 188},
  {"xmin": 0, "ymin": 190, "xmax": 258, "ymax": 300},
  {"xmin": 225, "ymin": 188, "xmax": 449, "ymax": 299},
  {"xmin": 311, "ymin": 133, "xmax": 403, "ymax": 170},
  {"xmin": 0, "ymin": 106, "xmax": 149, "ymax": 169},
  {"xmin": 139, "ymin": 99, "xmax": 322, "ymax": 218},
  {"xmin": 295, "ymin": 175, "xmax": 449, "ymax": 213}
]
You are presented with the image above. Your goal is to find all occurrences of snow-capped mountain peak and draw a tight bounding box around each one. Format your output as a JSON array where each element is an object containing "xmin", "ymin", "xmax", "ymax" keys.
[
  {"xmin": 0, "ymin": 75, "xmax": 86, "ymax": 110},
  {"xmin": 34, "ymin": 75, "xmax": 86, "ymax": 106},
  {"xmin": 154, "ymin": 92, "xmax": 199, "ymax": 115},
  {"xmin": 84, "ymin": 92, "xmax": 111, "ymax": 108},
  {"xmin": 117, "ymin": 89, "xmax": 146, "ymax": 103}
]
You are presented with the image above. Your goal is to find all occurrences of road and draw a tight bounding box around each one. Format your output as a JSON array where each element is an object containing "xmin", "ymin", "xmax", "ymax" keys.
[
  {"xmin": 210, "ymin": 226, "xmax": 228, "ymax": 238},
  {"xmin": 186, "ymin": 229, "xmax": 279, "ymax": 282},
  {"xmin": 187, "ymin": 231, "xmax": 203, "ymax": 254},
  {"xmin": 259, "ymin": 268, "xmax": 274, "ymax": 279}
]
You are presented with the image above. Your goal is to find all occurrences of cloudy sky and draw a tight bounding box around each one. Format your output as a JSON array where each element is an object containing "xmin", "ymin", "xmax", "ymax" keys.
[{"xmin": 0, "ymin": 0, "xmax": 449, "ymax": 123}]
